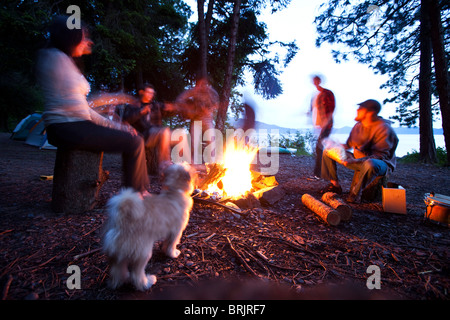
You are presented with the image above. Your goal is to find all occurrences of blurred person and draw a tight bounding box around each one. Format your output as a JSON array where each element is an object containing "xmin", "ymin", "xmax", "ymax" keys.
[
  {"xmin": 176, "ymin": 77, "xmax": 219, "ymax": 164},
  {"xmin": 36, "ymin": 16, "xmax": 149, "ymax": 194},
  {"xmin": 118, "ymin": 84, "xmax": 174, "ymax": 171},
  {"xmin": 320, "ymin": 99, "xmax": 398, "ymax": 203},
  {"xmin": 308, "ymin": 75, "xmax": 335, "ymax": 178}
]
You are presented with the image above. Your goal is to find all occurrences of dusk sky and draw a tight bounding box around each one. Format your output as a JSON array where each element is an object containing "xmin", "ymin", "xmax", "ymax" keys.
[{"xmin": 187, "ymin": 1, "xmax": 409, "ymax": 130}]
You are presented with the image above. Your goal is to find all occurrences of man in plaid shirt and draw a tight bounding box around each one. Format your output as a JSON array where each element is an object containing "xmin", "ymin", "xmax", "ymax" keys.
[{"xmin": 310, "ymin": 75, "xmax": 336, "ymax": 178}]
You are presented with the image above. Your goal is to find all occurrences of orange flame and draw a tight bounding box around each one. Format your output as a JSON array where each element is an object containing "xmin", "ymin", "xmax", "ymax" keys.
[{"xmin": 206, "ymin": 141, "xmax": 258, "ymax": 199}]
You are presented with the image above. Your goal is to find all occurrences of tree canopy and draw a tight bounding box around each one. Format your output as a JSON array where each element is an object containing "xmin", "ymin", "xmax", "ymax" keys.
[
  {"xmin": 0, "ymin": 0, "xmax": 193, "ymax": 130},
  {"xmin": 0, "ymin": 0, "xmax": 298, "ymax": 133},
  {"xmin": 314, "ymin": 0, "xmax": 450, "ymax": 163},
  {"xmin": 314, "ymin": 0, "xmax": 449, "ymax": 127}
]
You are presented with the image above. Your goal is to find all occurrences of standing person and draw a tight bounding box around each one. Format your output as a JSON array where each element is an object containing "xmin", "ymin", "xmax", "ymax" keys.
[
  {"xmin": 36, "ymin": 16, "xmax": 149, "ymax": 194},
  {"xmin": 118, "ymin": 84, "xmax": 174, "ymax": 171},
  {"xmin": 320, "ymin": 99, "xmax": 399, "ymax": 203},
  {"xmin": 309, "ymin": 75, "xmax": 336, "ymax": 178},
  {"xmin": 176, "ymin": 77, "xmax": 219, "ymax": 164}
]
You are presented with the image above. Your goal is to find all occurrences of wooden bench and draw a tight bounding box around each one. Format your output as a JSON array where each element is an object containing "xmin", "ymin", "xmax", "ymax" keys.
[{"xmin": 51, "ymin": 149, "xmax": 109, "ymax": 214}]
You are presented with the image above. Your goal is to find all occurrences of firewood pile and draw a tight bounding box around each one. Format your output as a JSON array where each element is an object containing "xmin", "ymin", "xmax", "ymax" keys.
[{"xmin": 0, "ymin": 134, "xmax": 449, "ymax": 300}]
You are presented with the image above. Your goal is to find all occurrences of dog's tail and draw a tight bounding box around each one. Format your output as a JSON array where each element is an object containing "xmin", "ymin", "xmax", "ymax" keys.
[{"xmin": 106, "ymin": 188, "xmax": 145, "ymax": 225}]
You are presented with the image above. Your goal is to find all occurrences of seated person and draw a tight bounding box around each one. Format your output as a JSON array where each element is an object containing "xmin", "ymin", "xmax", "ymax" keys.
[
  {"xmin": 320, "ymin": 99, "xmax": 399, "ymax": 203},
  {"xmin": 117, "ymin": 84, "xmax": 174, "ymax": 171},
  {"xmin": 37, "ymin": 16, "xmax": 149, "ymax": 195}
]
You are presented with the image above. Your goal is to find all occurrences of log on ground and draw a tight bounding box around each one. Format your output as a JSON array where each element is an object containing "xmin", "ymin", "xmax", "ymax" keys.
[
  {"xmin": 321, "ymin": 192, "xmax": 352, "ymax": 221},
  {"xmin": 301, "ymin": 193, "xmax": 340, "ymax": 226}
]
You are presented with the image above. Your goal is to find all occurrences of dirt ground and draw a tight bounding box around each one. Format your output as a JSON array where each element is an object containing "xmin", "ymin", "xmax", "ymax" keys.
[{"xmin": 0, "ymin": 132, "xmax": 449, "ymax": 300}]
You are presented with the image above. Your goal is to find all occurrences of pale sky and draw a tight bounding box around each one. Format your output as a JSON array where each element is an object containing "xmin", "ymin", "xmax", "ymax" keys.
[
  {"xmin": 240, "ymin": 0, "xmax": 396, "ymax": 130},
  {"xmin": 186, "ymin": 0, "xmax": 402, "ymax": 130}
]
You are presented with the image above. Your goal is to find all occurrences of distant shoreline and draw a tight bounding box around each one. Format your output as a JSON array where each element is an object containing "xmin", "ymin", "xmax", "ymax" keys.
[
  {"xmin": 231, "ymin": 119, "xmax": 444, "ymax": 136},
  {"xmin": 331, "ymin": 126, "xmax": 443, "ymax": 135},
  {"xmin": 230, "ymin": 120, "xmax": 445, "ymax": 157}
]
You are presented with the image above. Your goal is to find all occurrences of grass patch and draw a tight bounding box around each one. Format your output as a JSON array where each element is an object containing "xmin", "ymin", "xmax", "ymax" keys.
[{"xmin": 399, "ymin": 147, "xmax": 448, "ymax": 166}]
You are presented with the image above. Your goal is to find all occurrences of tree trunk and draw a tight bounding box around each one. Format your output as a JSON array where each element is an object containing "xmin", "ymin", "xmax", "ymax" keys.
[
  {"xmin": 197, "ymin": 0, "xmax": 208, "ymax": 79},
  {"xmin": 136, "ymin": 64, "xmax": 144, "ymax": 91},
  {"xmin": 205, "ymin": 0, "xmax": 214, "ymax": 36},
  {"xmin": 419, "ymin": 0, "xmax": 437, "ymax": 163},
  {"xmin": 429, "ymin": 0, "xmax": 450, "ymax": 165},
  {"xmin": 216, "ymin": 0, "xmax": 241, "ymax": 132},
  {"xmin": 197, "ymin": 0, "xmax": 215, "ymax": 79}
]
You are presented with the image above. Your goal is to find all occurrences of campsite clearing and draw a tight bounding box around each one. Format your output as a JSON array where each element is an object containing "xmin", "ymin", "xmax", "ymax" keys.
[{"xmin": 0, "ymin": 132, "xmax": 449, "ymax": 300}]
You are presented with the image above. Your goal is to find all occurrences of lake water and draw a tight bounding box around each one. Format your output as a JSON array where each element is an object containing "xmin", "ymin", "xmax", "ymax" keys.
[
  {"xmin": 252, "ymin": 131, "xmax": 445, "ymax": 157},
  {"xmin": 330, "ymin": 133, "xmax": 445, "ymax": 157}
]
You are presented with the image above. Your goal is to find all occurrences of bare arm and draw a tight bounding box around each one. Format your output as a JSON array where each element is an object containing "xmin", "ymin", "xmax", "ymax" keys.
[
  {"xmin": 88, "ymin": 92, "xmax": 139, "ymax": 108},
  {"xmin": 86, "ymin": 92, "xmax": 139, "ymax": 135}
]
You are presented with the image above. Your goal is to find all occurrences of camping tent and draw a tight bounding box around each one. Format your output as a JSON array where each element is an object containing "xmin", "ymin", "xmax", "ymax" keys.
[
  {"xmin": 11, "ymin": 113, "xmax": 41, "ymax": 141},
  {"xmin": 11, "ymin": 113, "xmax": 56, "ymax": 150}
]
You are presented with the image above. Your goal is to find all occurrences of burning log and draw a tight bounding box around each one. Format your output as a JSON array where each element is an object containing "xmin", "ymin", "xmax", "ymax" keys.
[
  {"xmin": 196, "ymin": 163, "xmax": 227, "ymax": 190},
  {"xmin": 301, "ymin": 193, "xmax": 341, "ymax": 226},
  {"xmin": 321, "ymin": 192, "xmax": 352, "ymax": 221},
  {"xmin": 253, "ymin": 186, "xmax": 285, "ymax": 206},
  {"xmin": 250, "ymin": 170, "xmax": 278, "ymax": 190},
  {"xmin": 193, "ymin": 196, "xmax": 242, "ymax": 214},
  {"xmin": 233, "ymin": 192, "xmax": 261, "ymax": 209}
]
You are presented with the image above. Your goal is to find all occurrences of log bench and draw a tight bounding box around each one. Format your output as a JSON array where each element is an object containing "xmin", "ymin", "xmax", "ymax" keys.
[
  {"xmin": 51, "ymin": 149, "xmax": 109, "ymax": 214},
  {"xmin": 350, "ymin": 170, "xmax": 390, "ymax": 202}
]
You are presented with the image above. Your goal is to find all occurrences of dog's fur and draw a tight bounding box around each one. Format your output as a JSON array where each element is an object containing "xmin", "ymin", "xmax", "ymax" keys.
[{"xmin": 103, "ymin": 163, "xmax": 194, "ymax": 291}]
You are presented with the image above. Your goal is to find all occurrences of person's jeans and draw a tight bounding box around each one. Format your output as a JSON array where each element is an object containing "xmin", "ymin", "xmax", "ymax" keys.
[
  {"xmin": 47, "ymin": 121, "xmax": 149, "ymax": 192},
  {"xmin": 321, "ymin": 152, "xmax": 388, "ymax": 196},
  {"xmin": 314, "ymin": 124, "xmax": 332, "ymax": 177}
]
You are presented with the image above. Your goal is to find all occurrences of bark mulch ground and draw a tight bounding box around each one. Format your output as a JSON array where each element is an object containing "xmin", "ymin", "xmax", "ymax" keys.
[{"xmin": 0, "ymin": 133, "xmax": 449, "ymax": 300}]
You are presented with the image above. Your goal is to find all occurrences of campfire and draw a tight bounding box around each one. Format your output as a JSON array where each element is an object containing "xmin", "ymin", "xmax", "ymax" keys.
[
  {"xmin": 193, "ymin": 141, "xmax": 283, "ymax": 210},
  {"xmin": 191, "ymin": 138, "xmax": 352, "ymax": 226}
]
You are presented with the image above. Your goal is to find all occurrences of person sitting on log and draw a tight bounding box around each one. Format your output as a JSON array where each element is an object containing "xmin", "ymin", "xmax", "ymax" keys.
[
  {"xmin": 36, "ymin": 16, "xmax": 149, "ymax": 195},
  {"xmin": 320, "ymin": 99, "xmax": 398, "ymax": 203},
  {"xmin": 117, "ymin": 84, "xmax": 174, "ymax": 172}
]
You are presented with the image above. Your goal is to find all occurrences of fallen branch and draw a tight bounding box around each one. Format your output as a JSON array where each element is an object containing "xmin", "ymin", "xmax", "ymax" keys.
[
  {"xmin": 225, "ymin": 236, "xmax": 259, "ymax": 278},
  {"xmin": 11, "ymin": 255, "xmax": 59, "ymax": 274},
  {"xmin": 193, "ymin": 197, "xmax": 242, "ymax": 214},
  {"xmin": 0, "ymin": 229, "xmax": 13, "ymax": 236},
  {"xmin": 73, "ymin": 248, "xmax": 101, "ymax": 261},
  {"xmin": 1, "ymin": 275, "xmax": 13, "ymax": 300},
  {"xmin": 241, "ymin": 248, "xmax": 271, "ymax": 278},
  {"xmin": 204, "ymin": 233, "xmax": 216, "ymax": 242},
  {"xmin": 252, "ymin": 250, "xmax": 310, "ymax": 273},
  {"xmin": 257, "ymin": 235, "xmax": 320, "ymax": 259}
]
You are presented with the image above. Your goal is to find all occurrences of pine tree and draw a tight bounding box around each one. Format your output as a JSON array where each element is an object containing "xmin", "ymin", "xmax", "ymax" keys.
[{"xmin": 185, "ymin": 0, "xmax": 299, "ymax": 131}]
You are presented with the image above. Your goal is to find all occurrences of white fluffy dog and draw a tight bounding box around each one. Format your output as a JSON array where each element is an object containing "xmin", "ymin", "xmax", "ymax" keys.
[{"xmin": 103, "ymin": 163, "xmax": 194, "ymax": 291}]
